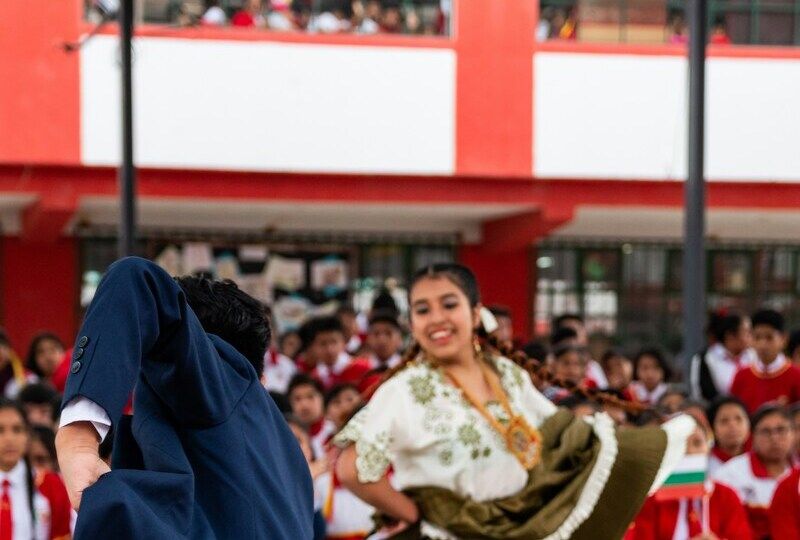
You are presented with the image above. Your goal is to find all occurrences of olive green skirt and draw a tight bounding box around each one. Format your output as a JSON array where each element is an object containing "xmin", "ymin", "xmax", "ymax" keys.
[{"xmin": 386, "ymin": 409, "xmax": 674, "ymax": 540}]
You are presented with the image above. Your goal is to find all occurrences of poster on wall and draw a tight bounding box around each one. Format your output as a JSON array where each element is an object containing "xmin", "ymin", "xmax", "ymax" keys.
[
  {"xmin": 265, "ymin": 255, "xmax": 306, "ymax": 292},
  {"xmin": 311, "ymin": 257, "xmax": 348, "ymax": 297}
]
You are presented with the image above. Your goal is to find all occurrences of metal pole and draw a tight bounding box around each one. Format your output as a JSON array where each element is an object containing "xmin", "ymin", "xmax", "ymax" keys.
[
  {"xmin": 682, "ymin": 0, "xmax": 707, "ymax": 374},
  {"xmin": 118, "ymin": 0, "xmax": 136, "ymax": 258}
]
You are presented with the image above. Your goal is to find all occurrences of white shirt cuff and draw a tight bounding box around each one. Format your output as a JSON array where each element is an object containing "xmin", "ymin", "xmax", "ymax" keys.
[{"xmin": 60, "ymin": 397, "xmax": 112, "ymax": 443}]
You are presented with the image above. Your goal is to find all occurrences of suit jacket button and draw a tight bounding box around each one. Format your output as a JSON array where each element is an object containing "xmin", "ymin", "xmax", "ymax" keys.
[
  {"xmin": 74, "ymin": 348, "xmax": 84, "ymax": 360},
  {"xmin": 71, "ymin": 361, "xmax": 82, "ymax": 374},
  {"xmin": 78, "ymin": 336, "xmax": 89, "ymax": 348}
]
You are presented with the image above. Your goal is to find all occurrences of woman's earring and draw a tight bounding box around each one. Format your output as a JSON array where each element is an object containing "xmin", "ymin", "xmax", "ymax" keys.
[{"xmin": 473, "ymin": 336, "xmax": 483, "ymax": 357}]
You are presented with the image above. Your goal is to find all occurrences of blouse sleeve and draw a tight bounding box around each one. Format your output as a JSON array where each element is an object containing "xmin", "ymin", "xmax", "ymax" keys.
[{"xmin": 333, "ymin": 376, "xmax": 411, "ymax": 483}]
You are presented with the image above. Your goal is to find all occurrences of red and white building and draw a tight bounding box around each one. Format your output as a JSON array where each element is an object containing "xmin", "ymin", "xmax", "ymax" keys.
[{"xmin": 3, "ymin": 1, "xmax": 800, "ymax": 352}]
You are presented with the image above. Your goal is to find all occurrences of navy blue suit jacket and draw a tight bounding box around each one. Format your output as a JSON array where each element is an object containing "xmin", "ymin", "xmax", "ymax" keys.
[{"xmin": 62, "ymin": 257, "xmax": 314, "ymax": 539}]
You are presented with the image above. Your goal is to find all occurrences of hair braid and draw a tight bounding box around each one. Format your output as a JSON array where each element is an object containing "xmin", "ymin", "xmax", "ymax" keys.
[{"xmin": 482, "ymin": 333, "xmax": 651, "ymax": 416}]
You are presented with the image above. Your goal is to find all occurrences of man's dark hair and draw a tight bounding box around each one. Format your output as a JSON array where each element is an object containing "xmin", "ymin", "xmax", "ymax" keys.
[
  {"xmin": 712, "ymin": 314, "xmax": 745, "ymax": 344},
  {"xmin": 371, "ymin": 289, "xmax": 399, "ymax": 317},
  {"xmin": 287, "ymin": 374, "xmax": 324, "ymax": 400},
  {"xmin": 751, "ymin": 403, "xmax": 791, "ymax": 431},
  {"xmin": 18, "ymin": 383, "xmax": 59, "ymax": 406},
  {"xmin": 550, "ymin": 326, "xmax": 578, "ymax": 347},
  {"xmin": 298, "ymin": 316, "xmax": 345, "ymax": 352},
  {"xmin": 553, "ymin": 313, "xmax": 583, "ymax": 329},
  {"xmin": 324, "ymin": 383, "xmax": 359, "ymax": 408},
  {"xmin": 751, "ymin": 309, "xmax": 785, "ymax": 333},
  {"xmin": 25, "ymin": 332, "xmax": 64, "ymax": 377},
  {"xmin": 30, "ymin": 425, "xmax": 58, "ymax": 466},
  {"xmin": 175, "ymin": 276, "xmax": 270, "ymax": 375},
  {"xmin": 786, "ymin": 329, "xmax": 800, "ymax": 358},
  {"xmin": 522, "ymin": 341, "xmax": 548, "ymax": 364},
  {"xmin": 706, "ymin": 395, "xmax": 748, "ymax": 428}
]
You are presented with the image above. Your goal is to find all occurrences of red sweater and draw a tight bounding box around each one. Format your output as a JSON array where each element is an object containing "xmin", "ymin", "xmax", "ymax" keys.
[
  {"xmin": 730, "ymin": 359, "xmax": 800, "ymax": 413},
  {"xmin": 770, "ymin": 468, "xmax": 800, "ymax": 540},
  {"xmin": 631, "ymin": 482, "xmax": 752, "ymax": 540},
  {"xmin": 35, "ymin": 470, "xmax": 72, "ymax": 540}
]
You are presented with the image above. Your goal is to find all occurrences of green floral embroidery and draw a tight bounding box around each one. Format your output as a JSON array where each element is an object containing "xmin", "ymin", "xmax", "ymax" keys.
[
  {"xmin": 458, "ymin": 424, "xmax": 481, "ymax": 447},
  {"xmin": 424, "ymin": 408, "xmax": 454, "ymax": 436},
  {"xmin": 438, "ymin": 448, "xmax": 454, "ymax": 466},
  {"xmin": 354, "ymin": 433, "xmax": 391, "ymax": 483},
  {"xmin": 409, "ymin": 374, "xmax": 436, "ymax": 405},
  {"xmin": 497, "ymin": 358, "xmax": 524, "ymax": 390}
]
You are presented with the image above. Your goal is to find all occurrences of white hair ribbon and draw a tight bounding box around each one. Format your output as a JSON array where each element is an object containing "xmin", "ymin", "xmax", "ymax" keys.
[{"xmin": 479, "ymin": 307, "xmax": 499, "ymax": 334}]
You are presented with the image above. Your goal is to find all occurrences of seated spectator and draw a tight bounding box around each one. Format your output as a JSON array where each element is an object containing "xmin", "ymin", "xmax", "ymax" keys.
[
  {"xmin": 631, "ymin": 348, "xmax": 673, "ymax": 405},
  {"xmin": 656, "ymin": 387, "xmax": 687, "ymax": 415},
  {"xmin": 312, "ymin": 0, "xmax": 353, "ymax": 33},
  {"xmin": 324, "ymin": 383, "xmax": 362, "ymax": 431},
  {"xmin": 543, "ymin": 343, "xmax": 595, "ymax": 401},
  {"xmin": 690, "ymin": 312, "xmax": 754, "ymax": 402},
  {"xmin": 201, "ymin": 0, "xmax": 226, "ymax": 25},
  {"xmin": 232, "ymin": 0, "xmax": 265, "ymax": 27},
  {"xmin": 667, "ymin": 12, "xmax": 688, "ymax": 44},
  {"xmin": 300, "ymin": 316, "xmax": 371, "ymax": 391},
  {"xmin": 28, "ymin": 425, "xmax": 58, "ymax": 473},
  {"xmin": 364, "ymin": 310, "xmax": 403, "ymax": 371},
  {"xmin": 601, "ymin": 348, "xmax": 634, "ymax": 393},
  {"xmin": 25, "ymin": 332, "xmax": 65, "ymax": 388},
  {"xmin": 288, "ymin": 374, "xmax": 336, "ymax": 459},
  {"xmin": 710, "ymin": 16, "xmax": 731, "ymax": 45},
  {"xmin": 713, "ymin": 405, "xmax": 795, "ymax": 540},
  {"xmin": 0, "ymin": 399, "xmax": 71, "ymax": 539},
  {"xmin": 787, "ymin": 328, "xmax": 800, "ymax": 367},
  {"xmin": 731, "ymin": 309, "xmax": 800, "ymax": 413},
  {"xmin": 264, "ymin": 345, "xmax": 297, "ymax": 394},
  {"xmin": 291, "ymin": 1, "xmax": 313, "ymax": 31},
  {"xmin": 707, "ymin": 396, "xmax": 751, "ymax": 476},
  {"xmin": 631, "ymin": 414, "xmax": 753, "ymax": 540},
  {"xmin": 352, "ymin": 0, "xmax": 379, "ymax": 34},
  {"xmin": 0, "ymin": 330, "xmax": 35, "ymax": 399},
  {"xmin": 267, "ymin": 0, "xmax": 295, "ymax": 31},
  {"xmin": 552, "ymin": 313, "xmax": 608, "ymax": 387},
  {"xmin": 769, "ymin": 465, "xmax": 800, "ymax": 540},
  {"xmin": 557, "ymin": 7, "xmax": 577, "ymax": 40},
  {"xmin": 380, "ymin": 1, "xmax": 403, "ymax": 33},
  {"xmin": 17, "ymin": 383, "xmax": 58, "ymax": 428},
  {"xmin": 280, "ymin": 330, "xmax": 303, "ymax": 361}
]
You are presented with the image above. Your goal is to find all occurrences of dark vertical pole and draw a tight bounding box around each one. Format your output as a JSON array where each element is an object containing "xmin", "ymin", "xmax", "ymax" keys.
[
  {"xmin": 683, "ymin": 0, "xmax": 707, "ymax": 374},
  {"xmin": 118, "ymin": 0, "xmax": 136, "ymax": 258}
]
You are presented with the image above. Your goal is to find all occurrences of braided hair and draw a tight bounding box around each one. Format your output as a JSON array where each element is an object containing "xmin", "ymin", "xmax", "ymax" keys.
[{"xmin": 370, "ymin": 263, "xmax": 649, "ymax": 415}]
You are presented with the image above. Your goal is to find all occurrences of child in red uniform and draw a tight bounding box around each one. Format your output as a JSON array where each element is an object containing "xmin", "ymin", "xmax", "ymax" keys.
[
  {"xmin": 0, "ymin": 399, "xmax": 70, "ymax": 540},
  {"xmin": 769, "ymin": 467, "xmax": 800, "ymax": 540},
  {"xmin": 300, "ymin": 317, "xmax": 371, "ymax": 392},
  {"xmin": 731, "ymin": 310, "xmax": 800, "ymax": 414},
  {"xmin": 288, "ymin": 374, "xmax": 336, "ymax": 460},
  {"xmin": 713, "ymin": 405, "xmax": 795, "ymax": 540},
  {"xmin": 631, "ymin": 416, "xmax": 752, "ymax": 540},
  {"xmin": 707, "ymin": 396, "xmax": 751, "ymax": 476}
]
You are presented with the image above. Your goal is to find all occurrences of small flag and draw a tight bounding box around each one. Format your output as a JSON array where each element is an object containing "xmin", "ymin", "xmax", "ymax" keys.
[{"xmin": 654, "ymin": 454, "xmax": 707, "ymax": 501}]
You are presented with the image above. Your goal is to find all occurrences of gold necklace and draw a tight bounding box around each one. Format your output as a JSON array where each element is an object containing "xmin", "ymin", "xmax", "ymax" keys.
[{"xmin": 443, "ymin": 360, "xmax": 542, "ymax": 470}]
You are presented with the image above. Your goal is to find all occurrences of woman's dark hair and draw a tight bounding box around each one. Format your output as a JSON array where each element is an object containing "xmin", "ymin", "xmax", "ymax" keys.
[
  {"xmin": 707, "ymin": 395, "xmax": 749, "ymax": 428},
  {"xmin": 287, "ymin": 373, "xmax": 324, "ymax": 400},
  {"xmin": 174, "ymin": 276, "xmax": 270, "ymax": 375},
  {"xmin": 324, "ymin": 383, "xmax": 359, "ymax": 409},
  {"xmin": 633, "ymin": 347, "xmax": 675, "ymax": 382},
  {"xmin": 751, "ymin": 403, "xmax": 791, "ymax": 431},
  {"xmin": 278, "ymin": 330, "xmax": 301, "ymax": 358},
  {"xmin": 0, "ymin": 399, "xmax": 35, "ymax": 524},
  {"xmin": 751, "ymin": 309, "xmax": 785, "ymax": 333},
  {"xmin": 25, "ymin": 332, "xmax": 64, "ymax": 378},
  {"xmin": 29, "ymin": 425, "xmax": 58, "ymax": 471}
]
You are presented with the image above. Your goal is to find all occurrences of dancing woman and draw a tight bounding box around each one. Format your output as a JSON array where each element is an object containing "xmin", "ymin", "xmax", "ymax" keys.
[{"xmin": 335, "ymin": 264, "xmax": 693, "ymax": 539}]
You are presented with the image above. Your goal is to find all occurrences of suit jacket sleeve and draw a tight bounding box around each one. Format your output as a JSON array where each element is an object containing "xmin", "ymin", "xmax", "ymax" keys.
[{"xmin": 61, "ymin": 256, "xmax": 253, "ymax": 430}]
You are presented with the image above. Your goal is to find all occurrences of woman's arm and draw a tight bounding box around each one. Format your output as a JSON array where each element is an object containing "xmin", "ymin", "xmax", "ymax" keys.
[{"xmin": 336, "ymin": 445, "xmax": 419, "ymax": 523}]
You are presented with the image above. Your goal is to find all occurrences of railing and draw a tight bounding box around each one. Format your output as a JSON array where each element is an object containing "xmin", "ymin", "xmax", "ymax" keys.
[
  {"xmin": 84, "ymin": 0, "xmax": 451, "ymax": 36},
  {"xmin": 539, "ymin": 0, "xmax": 800, "ymax": 45}
]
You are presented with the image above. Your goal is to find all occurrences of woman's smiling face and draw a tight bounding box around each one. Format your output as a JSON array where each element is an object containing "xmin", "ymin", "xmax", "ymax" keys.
[{"xmin": 409, "ymin": 275, "xmax": 480, "ymax": 364}]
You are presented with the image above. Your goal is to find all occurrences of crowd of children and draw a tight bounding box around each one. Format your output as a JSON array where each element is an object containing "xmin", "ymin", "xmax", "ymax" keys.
[
  {"xmin": 3, "ymin": 295, "xmax": 800, "ymax": 538},
  {"xmin": 262, "ymin": 302, "xmax": 800, "ymax": 539}
]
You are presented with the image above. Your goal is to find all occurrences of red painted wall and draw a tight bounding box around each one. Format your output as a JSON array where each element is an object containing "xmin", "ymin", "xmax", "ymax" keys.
[
  {"xmin": 459, "ymin": 243, "xmax": 533, "ymax": 342},
  {"xmin": 0, "ymin": 238, "xmax": 78, "ymax": 354}
]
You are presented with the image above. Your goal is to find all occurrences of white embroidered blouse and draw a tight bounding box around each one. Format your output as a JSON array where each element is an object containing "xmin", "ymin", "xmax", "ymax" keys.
[{"xmin": 335, "ymin": 356, "xmax": 557, "ymax": 502}]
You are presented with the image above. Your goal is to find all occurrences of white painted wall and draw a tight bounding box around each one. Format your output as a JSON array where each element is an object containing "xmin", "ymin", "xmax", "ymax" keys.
[
  {"xmin": 81, "ymin": 36, "xmax": 456, "ymax": 175},
  {"xmin": 534, "ymin": 53, "xmax": 800, "ymax": 182}
]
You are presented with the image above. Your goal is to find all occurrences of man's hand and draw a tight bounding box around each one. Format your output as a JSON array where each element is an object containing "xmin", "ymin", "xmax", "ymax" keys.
[{"xmin": 56, "ymin": 422, "xmax": 111, "ymax": 511}]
